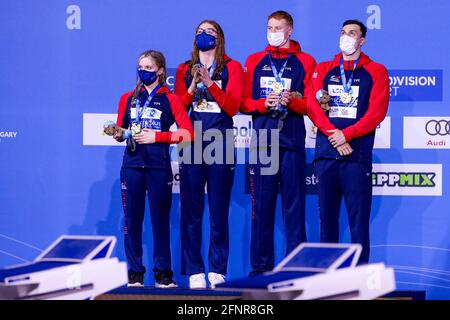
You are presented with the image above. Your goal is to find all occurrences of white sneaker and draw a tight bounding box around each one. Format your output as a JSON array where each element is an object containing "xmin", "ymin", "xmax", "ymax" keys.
[
  {"xmin": 155, "ymin": 281, "xmax": 178, "ymax": 289},
  {"xmin": 189, "ymin": 273, "xmax": 206, "ymax": 289},
  {"xmin": 208, "ymin": 272, "xmax": 225, "ymax": 289},
  {"xmin": 127, "ymin": 282, "xmax": 144, "ymax": 288}
]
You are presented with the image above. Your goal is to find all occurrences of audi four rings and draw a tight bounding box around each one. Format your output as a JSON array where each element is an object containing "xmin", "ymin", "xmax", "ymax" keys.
[{"xmin": 425, "ymin": 120, "xmax": 450, "ymax": 136}]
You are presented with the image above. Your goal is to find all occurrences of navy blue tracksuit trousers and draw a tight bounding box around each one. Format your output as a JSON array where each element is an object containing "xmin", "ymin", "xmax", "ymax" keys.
[
  {"xmin": 120, "ymin": 167, "xmax": 173, "ymax": 278},
  {"xmin": 180, "ymin": 160, "xmax": 235, "ymax": 276},
  {"xmin": 314, "ymin": 159, "xmax": 372, "ymax": 264},
  {"xmin": 249, "ymin": 148, "xmax": 307, "ymax": 274}
]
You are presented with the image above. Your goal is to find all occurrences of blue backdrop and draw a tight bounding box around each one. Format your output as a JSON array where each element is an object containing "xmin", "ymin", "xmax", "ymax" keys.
[{"xmin": 1, "ymin": 0, "xmax": 449, "ymax": 299}]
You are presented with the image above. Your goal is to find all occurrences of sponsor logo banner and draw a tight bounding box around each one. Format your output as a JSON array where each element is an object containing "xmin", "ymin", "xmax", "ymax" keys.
[
  {"xmin": 372, "ymin": 163, "xmax": 442, "ymax": 196},
  {"xmin": 404, "ymin": 117, "xmax": 450, "ymax": 149},
  {"xmin": 389, "ymin": 70, "xmax": 443, "ymax": 101}
]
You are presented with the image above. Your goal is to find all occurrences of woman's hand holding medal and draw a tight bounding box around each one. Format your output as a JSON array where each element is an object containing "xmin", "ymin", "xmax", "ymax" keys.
[
  {"xmin": 103, "ymin": 121, "xmax": 127, "ymax": 142},
  {"xmin": 134, "ymin": 128, "xmax": 156, "ymax": 144}
]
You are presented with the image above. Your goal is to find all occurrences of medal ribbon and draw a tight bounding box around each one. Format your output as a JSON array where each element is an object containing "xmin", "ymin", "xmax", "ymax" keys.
[
  {"xmin": 339, "ymin": 56, "xmax": 360, "ymax": 94},
  {"xmin": 269, "ymin": 54, "xmax": 291, "ymax": 115},
  {"xmin": 269, "ymin": 54, "xmax": 291, "ymax": 87},
  {"xmin": 133, "ymin": 84, "xmax": 161, "ymax": 123}
]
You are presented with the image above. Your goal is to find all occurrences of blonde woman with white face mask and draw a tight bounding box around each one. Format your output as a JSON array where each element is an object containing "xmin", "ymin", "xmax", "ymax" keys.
[{"xmin": 240, "ymin": 10, "xmax": 317, "ymax": 276}]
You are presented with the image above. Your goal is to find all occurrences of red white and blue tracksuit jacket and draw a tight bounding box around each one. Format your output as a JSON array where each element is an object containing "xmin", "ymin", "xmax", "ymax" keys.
[
  {"xmin": 307, "ymin": 52, "xmax": 389, "ymax": 264},
  {"xmin": 240, "ymin": 40, "xmax": 317, "ymax": 151},
  {"xmin": 116, "ymin": 86, "xmax": 194, "ymax": 169},
  {"xmin": 307, "ymin": 52, "xmax": 389, "ymax": 163}
]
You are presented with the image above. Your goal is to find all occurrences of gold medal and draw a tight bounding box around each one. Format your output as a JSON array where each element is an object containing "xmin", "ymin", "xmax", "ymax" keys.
[
  {"xmin": 272, "ymin": 82, "xmax": 284, "ymax": 95},
  {"xmin": 198, "ymin": 99, "xmax": 208, "ymax": 110},
  {"xmin": 131, "ymin": 122, "xmax": 141, "ymax": 136},
  {"xmin": 340, "ymin": 92, "xmax": 353, "ymax": 104}
]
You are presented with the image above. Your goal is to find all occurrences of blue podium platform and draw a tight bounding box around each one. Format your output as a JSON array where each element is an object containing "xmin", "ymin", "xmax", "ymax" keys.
[
  {"xmin": 96, "ymin": 287, "xmax": 426, "ymax": 300},
  {"xmin": 96, "ymin": 286, "xmax": 242, "ymax": 300}
]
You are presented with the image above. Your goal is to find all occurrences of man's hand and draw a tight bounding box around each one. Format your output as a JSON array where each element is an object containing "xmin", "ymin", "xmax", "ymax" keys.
[
  {"xmin": 279, "ymin": 90, "xmax": 292, "ymax": 106},
  {"xmin": 264, "ymin": 93, "xmax": 279, "ymax": 110},
  {"xmin": 327, "ymin": 129, "xmax": 346, "ymax": 147},
  {"xmin": 336, "ymin": 142, "xmax": 353, "ymax": 156},
  {"xmin": 134, "ymin": 128, "xmax": 156, "ymax": 144},
  {"xmin": 320, "ymin": 102, "xmax": 330, "ymax": 111},
  {"xmin": 318, "ymin": 90, "xmax": 331, "ymax": 111}
]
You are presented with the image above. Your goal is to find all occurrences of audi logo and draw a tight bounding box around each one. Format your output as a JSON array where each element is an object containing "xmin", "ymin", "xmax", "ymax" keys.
[{"xmin": 425, "ymin": 120, "xmax": 450, "ymax": 136}]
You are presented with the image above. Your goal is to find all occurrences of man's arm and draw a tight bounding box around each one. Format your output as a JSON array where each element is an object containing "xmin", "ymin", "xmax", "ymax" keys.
[
  {"xmin": 342, "ymin": 64, "xmax": 390, "ymax": 142},
  {"xmin": 240, "ymin": 54, "xmax": 269, "ymax": 115},
  {"xmin": 207, "ymin": 60, "xmax": 244, "ymax": 117},
  {"xmin": 306, "ymin": 63, "xmax": 336, "ymax": 136},
  {"xmin": 286, "ymin": 54, "xmax": 317, "ymax": 115}
]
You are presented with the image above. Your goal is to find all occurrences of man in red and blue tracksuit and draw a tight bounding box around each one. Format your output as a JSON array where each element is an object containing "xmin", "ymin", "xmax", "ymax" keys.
[
  {"xmin": 240, "ymin": 11, "xmax": 316, "ymax": 275},
  {"xmin": 307, "ymin": 20, "xmax": 389, "ymax": 263}
]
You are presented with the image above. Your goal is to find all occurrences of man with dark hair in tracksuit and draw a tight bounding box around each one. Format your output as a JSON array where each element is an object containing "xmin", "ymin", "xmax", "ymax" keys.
[
  {"xmin": 307, "ymin": 20, "xmax": 389, "ymax": 263},
  {"xmin": 240, "ymin": 11, "xmax": 316, "ymax": 275}
]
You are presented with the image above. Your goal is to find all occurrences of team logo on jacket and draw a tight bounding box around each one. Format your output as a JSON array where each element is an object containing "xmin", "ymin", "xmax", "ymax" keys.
[
  {"xmin": 131, "ymin": 107, "xmax": 162, "ymax": 131},
  {"xmin": 327, "ymin": 84, "xmax": 360, "ymax": 119},
  {"xmin": 329, "ymin": 75, "xmax": 341, "ymax": 83}
]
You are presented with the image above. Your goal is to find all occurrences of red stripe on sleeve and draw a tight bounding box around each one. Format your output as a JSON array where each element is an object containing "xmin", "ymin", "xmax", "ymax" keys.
[
  {"xmin": 207, "ymin": 60, "xmax": 244, "ymax": 117},
  {"xmin": 174, "ymin": 63, "xmax": 194, "ymax": 108},
  {"xmin": 306, "ymin": 62, "xmax": 336, "ymax": 137},
  {"xmin": 116, "ymin": 91, "xmax": 133, "ymax": 127},
  {"xmin": 239, "ymin": 53, "xmax": 268, "ymax": 114},
  {"xmin": 342, "ymin": 63, "xmax": 389, "ymax": 142},
  {"xmin": 288, "ymin": 53, "xmax": 317, "ymax": 115},
  {"xmin": 155, "ymin": 93, "xmax": 194, "ymax": 144}
]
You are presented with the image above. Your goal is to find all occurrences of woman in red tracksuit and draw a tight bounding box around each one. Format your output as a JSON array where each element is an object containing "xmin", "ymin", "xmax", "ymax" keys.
[
  {"xmin": 175, "ymin": 20, "xmax": 244, "ymax": 289},
  {"xmin": 112, "ymin": 50, "xmax": 193, "ymax": 288}
]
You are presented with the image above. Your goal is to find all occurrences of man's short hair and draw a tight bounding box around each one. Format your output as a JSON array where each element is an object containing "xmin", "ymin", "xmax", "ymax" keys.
[
  {"xmin": 268, "ymin": 10, "xmax": 294, "ymax": 26},
  {"xmin": 342, "ymin": 19, "xmax": 367, "ymax": 37}
]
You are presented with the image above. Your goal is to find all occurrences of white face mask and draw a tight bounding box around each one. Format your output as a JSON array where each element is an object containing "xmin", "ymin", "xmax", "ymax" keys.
[
  {"xmin": 340, "ymin": 34, "xmax": 358, "ymax": 55},
  {"xmin": 267, "ymin": 31, "xmax": 286, "ymax": 47}
]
